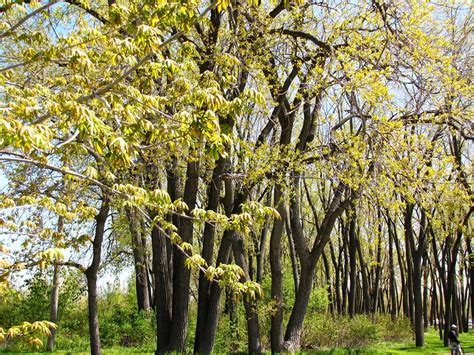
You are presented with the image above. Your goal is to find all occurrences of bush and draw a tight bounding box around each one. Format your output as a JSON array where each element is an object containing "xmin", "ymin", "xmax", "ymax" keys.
[
  {"xmin": 98, "ymin": 283, "xmax": 155, "ymax": 348},
  {"xmin": 301, "ymin": 313, "xmax": 412, "ymax": 350}
]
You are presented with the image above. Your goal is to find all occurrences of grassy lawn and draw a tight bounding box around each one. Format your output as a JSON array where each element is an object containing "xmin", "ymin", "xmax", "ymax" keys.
[
  {"xmin": 312, "ymin": 329, "xmax": 474, "ymax": 354},
  {"xmin": 2, "ymin": 329, "xmax": 473, "ymax": 354}
]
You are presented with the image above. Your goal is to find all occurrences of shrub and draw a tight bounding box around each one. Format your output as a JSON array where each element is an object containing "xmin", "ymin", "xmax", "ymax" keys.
[{"xmin": 301, "ymin": 313, "xmax": 412, "ymax": 350}]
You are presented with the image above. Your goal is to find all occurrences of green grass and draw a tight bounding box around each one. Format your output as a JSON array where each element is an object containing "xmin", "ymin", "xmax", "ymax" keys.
[
  {"xmin": 0, "ymin": 348, "xmax": 154, "ymax": 354},
  {"xmin": 309, "ymin": 329, "xmax": 474, "ymax": 354},
  {"xmin": 2, "ymin": 329, "xmax": 473, "ymax": 354}
]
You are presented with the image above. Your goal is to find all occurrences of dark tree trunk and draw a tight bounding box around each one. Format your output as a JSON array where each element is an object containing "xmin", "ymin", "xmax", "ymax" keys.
[
  {"xmin": 194, "ymin": 190, "xmax": 246, "ymax": 353},
  {"xmin": 194, "ymin": 157, "xmax": 226, "ymax": 352},
  {"xmin": 233, "ymin": 236, "xmax": 261, "ymax": 353},
  {"xmin": 329, "ymin": 239, "xmax": 342, "ymax": 314},
  {"xmin": 269, "ymin": 187, "xmax": 285, "ymax": 352},
  {"xmin": 284, "ymin": 183, "xmax": 352, "ymax": 349},
  {"xmin": 151, "ymin": 226, "xmax": 172, "ymax": 353},
  {"xmin": 467, "ymin": 236, "xmax": 474, "ymax": 329},
  {"xmin": 85, "ymin": 197, "xmax": 109, "ymax": 355},
  {"xmin": 126, "ymin": 207, "xmax": 151, "ymax": 312},
  {"xmin": 169, "ymin": 161, "xmax": 199, "ymax": 352},
  {"xmin": 342, "ymin": 224, "xmax": 349, "ymax": 314},
  {"xmin": 412, "ymin": 251, "xmax": 424, "ymax": 347},
  {"xmin": 356, "ymin": 238, "xmax": 371, "ymax": 313},
  {"xmin": 284, "ymin": 260, "xmax": 317, "ymax": 350},
  {"xmin": 285, "ymin": 211, "xmax": 299, "ymax": 294},
  {"xmin": 348, "ymin": 210, "xmax": 357, "ymax": 317},
  {"xmin": 392, "ymin": 220, "xmax": 408, "ymax": 317},
  {"xmin": 371, "ymin": 213, "xmax": 383, "ymax": 313},
  {"xmin": 196, "ymin": 230, "xmax": 235, "ymax": 353},
  {"xmin": 405, "ymin": 203, "xmax": 427, "ymax": 347},
  {"xmin": 388, "ymin": 219, "xmax": 397, "ymax": 319}
]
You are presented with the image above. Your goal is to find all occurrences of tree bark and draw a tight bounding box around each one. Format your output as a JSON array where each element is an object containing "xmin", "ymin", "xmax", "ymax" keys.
[
  {"xmin": 85, "ymin": 197, "xmax": 109, "ymax": 355},
  {"xmin": 194, "ymin": 157, "xmax": 226, "ymax": 352},
  {"xmin": 269, "ymin": 187, "xmax": 285, "ymax": 352},
  {"xmin": 47, "ymin": 263, "xmax": 60, "ymax": 352},
  {"xmin": 151, "ymin": 225, "xmax": 172, "ymax": 353},
  {"xmin": 233, "ymin": 235, "xmax": 261, "ymax": 353},
  {"xmin": 126, "ymin": 207, "xmax": 151, "ymax": 312},
  {"xmin": 169, "ymin": 161, "xmax": 199, "ymax": 352},
  {"xmin": 348, "ymin": 210, "xmax": 357, "ymax": 317}
]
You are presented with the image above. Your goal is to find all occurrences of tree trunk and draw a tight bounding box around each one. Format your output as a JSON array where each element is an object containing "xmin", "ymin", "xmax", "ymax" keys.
[
  {"xmin": 269, "ymin": 187, "xmax": 285, "ymax": 352},
  {"xmin": 151, "ymin": 225, "xmax": 172, "ymax": 353},
  {"xmin": 348, "ymin": 210, "xmax": 357, "ymax": 317},
  {"xmin": 126, "ymin": 207, "xmax": 151, "ymax": 312},
  {"xmin": 412, "ymin": 251, "xmax": 424, "ymax": 347},
  {"xmin": 233, "ymin": 236, "xmax": 261, "ymax": 353},
  {"xmin": 85, "ymin": 197, "xmax": 109, "ymax": 355},
  {"xmin": 388, "ymin": 220, "xmax": 397, "ymax": 319},
  {"xmin": 283, "ymin": 260, "xmax": 317, "ymax": 350},
  {"xmin": 356, "ymin": 238, "xmax": 371, "ymax": 313},
  {"xmin": 169, "ymin": 161, "xmax": 199, "ymax": 352},
  {"xmin": 47, "ymin": 263, "xmax": 60, "ymax": 352},
  {"xmin": 194, "ymin": 157, "xmax": 226, "ymax": 352},
  {"xmin": 195, "ymin": 230, "xmax": 235, "ymax": 353},
  {"xmin": 372, "ymin": 214, "xmax": 383, "ymax": 313},
  {"xmin": 285, "ymin": 211, "xmax": 299, "ymax": 294}
]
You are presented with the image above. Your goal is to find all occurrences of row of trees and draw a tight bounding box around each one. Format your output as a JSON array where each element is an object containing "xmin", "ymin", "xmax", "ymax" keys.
[{"xmin": 0, "ymin": 0, "xmax": 472, "ymax": 353}]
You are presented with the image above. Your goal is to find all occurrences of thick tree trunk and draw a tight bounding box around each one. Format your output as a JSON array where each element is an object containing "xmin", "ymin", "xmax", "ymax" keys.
[
  {"xmin": 169, "ymin": 161, "xmax": 199, "ymax": 352},
  {"xmin": 405, "ymin": 203, "xmax": 427, "ymax": 347},
  {"xmin": 194, "ymin": 157, "xmax": 225, "ymax": 352},
  {"xmin": 283, "ymin": 261, "xmax": 317, "ymax": 350},
  {"xmin": 196, "ymin": 229, "xmax": 235, "ymax": 353},
  {"xmin": 151, "ymin": 226, "xmax": 172, "ymax": 353},
  {"xmin": 284, "ymin": 184, "xmax": 352, "ymax": 349},
  {"xmin": 85, "ymin": 198, "xmax": 109, "ymax": 355}
]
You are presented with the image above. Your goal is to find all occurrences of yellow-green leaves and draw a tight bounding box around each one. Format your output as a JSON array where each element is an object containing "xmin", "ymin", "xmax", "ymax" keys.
[{"xmin": 0, "ymin": 321, "xmax": 57, "ymax": 349}]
